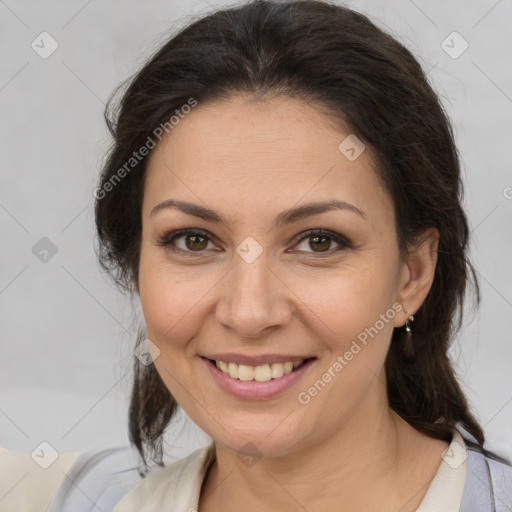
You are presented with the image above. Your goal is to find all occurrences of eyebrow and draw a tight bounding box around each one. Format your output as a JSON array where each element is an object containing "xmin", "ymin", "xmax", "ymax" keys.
[{"xmin": 149, "ymin": 198, "xmax": 366, "ymax": 227}]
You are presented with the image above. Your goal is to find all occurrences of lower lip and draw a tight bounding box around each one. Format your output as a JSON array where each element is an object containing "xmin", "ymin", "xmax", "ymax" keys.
[{"xmin": 202, "ymin": 357, "xmax": 316, "ymax": 399}]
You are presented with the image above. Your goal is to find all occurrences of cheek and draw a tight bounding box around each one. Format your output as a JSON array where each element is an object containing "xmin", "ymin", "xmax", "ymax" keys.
[
  {"xmin": 291, "ymin": 259, "xmax": 398, "ymax": 340},
  {"xmin": 138, "ymin": 247, "xmax": 220, "ymax": 351},
  {"xmin": 290, "ymin": 271, "xmax": 398, "ymax": 420},
  {"xmin": 137, "ymin": 253, "xmax": 214, "ymax": 405},
  {"xmin": 286, "ymin": 264, "xmax": 400, "ymax": 407}
]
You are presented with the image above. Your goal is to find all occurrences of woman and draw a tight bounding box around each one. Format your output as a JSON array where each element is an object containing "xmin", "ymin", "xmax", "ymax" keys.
[
  {"xmin": 3, "ymin": 0, "xmax": 510, "ymax": 510},
  {"xmin": 94, "ymin": 0, "xmax": 511, "ymax": 509}
]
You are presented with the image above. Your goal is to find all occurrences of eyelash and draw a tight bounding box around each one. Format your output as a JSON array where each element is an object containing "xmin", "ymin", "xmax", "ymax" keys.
[{"xmin": 154, "ymin": 228, "xmax": 353, "ymax": 257}]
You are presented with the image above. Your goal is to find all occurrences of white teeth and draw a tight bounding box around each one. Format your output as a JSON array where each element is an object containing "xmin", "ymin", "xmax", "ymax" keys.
[
  {"xmin": 254, "ymin": 364, "xmax": 272, "ymax": 382},
  {"xmin": 228, "ymin": 362, "xmax": 239, "ymax": 379},
  {"xmin": 214, "ymin": 359, "xmax": 305, "ymax": 381},
  {"xmin": 270, "ymin": 362, "xmax": 284, "ymax": 379},
  {"xmin": 238, "ymin": 364, "xmax": 254, "ymax": 381}
]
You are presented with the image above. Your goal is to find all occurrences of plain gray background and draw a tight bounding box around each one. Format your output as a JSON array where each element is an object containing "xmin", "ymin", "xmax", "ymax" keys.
[{"xmin": 1, "ymin": 0, "xmax": 511, "ymax": 463}]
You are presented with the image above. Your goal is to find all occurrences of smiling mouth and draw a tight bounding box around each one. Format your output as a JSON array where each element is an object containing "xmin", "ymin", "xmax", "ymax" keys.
[{"xmin": 205, "ymin": 358, "xmax": 315, "ymax": 382}]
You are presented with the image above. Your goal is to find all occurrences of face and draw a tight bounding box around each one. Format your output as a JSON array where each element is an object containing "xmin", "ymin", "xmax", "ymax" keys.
[{"xmin": 138, "ymin": 94, "xmax": 413, "ymax": 457}]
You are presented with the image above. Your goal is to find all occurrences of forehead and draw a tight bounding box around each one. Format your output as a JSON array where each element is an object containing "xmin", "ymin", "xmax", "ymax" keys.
[{"xmin": 143, "ymin": 94, "xmax": 393, "ymax": 227}]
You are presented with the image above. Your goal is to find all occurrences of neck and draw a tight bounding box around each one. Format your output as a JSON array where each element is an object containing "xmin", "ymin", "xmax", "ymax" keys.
[{"xmin": 199, "ymin": 393, "xmax": 445, "ymax": 511}]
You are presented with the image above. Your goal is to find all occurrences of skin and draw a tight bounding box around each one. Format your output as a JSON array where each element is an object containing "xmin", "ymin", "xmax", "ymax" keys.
[{"xmin": 138, "ymin": 94, "xmax": 448, "ymax": 511}]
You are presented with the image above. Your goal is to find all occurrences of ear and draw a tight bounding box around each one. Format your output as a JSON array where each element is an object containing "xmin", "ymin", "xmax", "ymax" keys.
[{"xmin": 394, "ymin": 227, "xmax": 439, "ymax": 327}]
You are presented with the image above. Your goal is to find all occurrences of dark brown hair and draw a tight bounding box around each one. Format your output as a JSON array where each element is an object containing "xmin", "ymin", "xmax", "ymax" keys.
[{"xmin": 94, "ymin": 0, "xmax": 508, "ymax": 474}]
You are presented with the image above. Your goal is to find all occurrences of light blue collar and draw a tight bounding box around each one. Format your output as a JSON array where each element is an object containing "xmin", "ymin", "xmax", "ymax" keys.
[{"xmin": 460, "ymin": 448, "xmax": 512, "ymax": 511}]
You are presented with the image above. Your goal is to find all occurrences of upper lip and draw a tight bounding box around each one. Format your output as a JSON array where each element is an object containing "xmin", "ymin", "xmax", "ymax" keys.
[{"xmin": 202, "ymin": 353, "xmax": 315, "ymax": 366}]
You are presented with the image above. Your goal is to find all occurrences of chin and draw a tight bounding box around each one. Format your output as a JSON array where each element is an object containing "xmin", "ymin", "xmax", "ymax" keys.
[{"xmin": 205, "ymin": 418, "xmax": 311, "ymax": 459}]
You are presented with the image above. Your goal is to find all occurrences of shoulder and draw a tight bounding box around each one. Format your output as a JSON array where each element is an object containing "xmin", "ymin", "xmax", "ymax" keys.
[
  {"xmin": 486, "ymin": 453, "xmax": 512, "ymax": 494},
  {"xmin": 461, "ymin": 442, "xmax": 512, "ymax": 511},
  {"xmin": 0, "ymin": 445, "xmax": 80, "ymax": 512},
  {"xmin": 45, "ymin": 444, "xmax": 143, "ymax": 512},
  {"xmin": 113, "ymin": 443, "xmax": 215, "ymax": 512}
]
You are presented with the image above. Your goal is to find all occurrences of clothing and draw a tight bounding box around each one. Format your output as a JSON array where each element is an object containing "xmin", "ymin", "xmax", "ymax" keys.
[
  {"xmin": 0, "ymin": 445, "xmax": 80, "ymax": 512},
  {"xmin": 1, "ymin": 429, "xmax": 511, "ymax": 511},
  {"xmin": 0, "ymin": 444, "xmax": 141, "ymax": 512},
  {"xmin": 45, "ymin": 446, "xmax": 142, "ymax": 512}
]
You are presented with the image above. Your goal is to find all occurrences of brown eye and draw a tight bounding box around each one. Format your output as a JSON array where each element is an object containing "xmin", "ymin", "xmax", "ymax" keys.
[
  {"xmin": 155, "ymin": 228, "xmax": 215, "ymax": 254},
  {"xmin": 308, "ymin": 235, "xmax": 332, "ymax": 252},
  {"xmin": 294, "ymin": 229, "xmax": 351, "ymax": 255},
  {"xmin": 184, "ymin": 234, "xmax": 208, "ymax": 251}
]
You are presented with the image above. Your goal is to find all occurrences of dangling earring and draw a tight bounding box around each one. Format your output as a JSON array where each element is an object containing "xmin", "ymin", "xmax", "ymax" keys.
[
  {"xmin": 405, "ymin": 314, "xmax": 414, "ymax": 337},
  {"xmin": 403, "ymin": 312, "xmax": 415, "ymax": 360}
]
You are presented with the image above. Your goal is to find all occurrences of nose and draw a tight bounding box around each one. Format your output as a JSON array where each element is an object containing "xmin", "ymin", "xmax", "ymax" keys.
[{"xmin": 215, "ymin": 249, "xmax": 293, "ymax": 339}]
